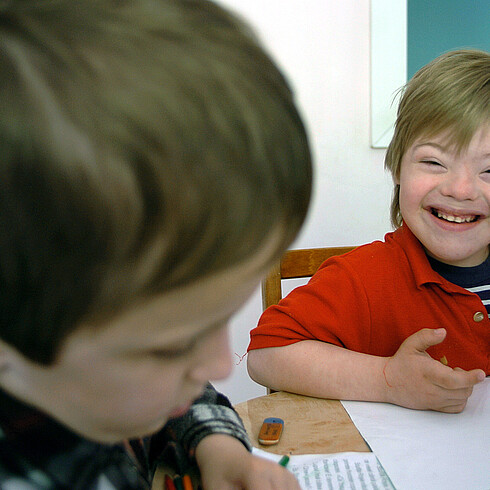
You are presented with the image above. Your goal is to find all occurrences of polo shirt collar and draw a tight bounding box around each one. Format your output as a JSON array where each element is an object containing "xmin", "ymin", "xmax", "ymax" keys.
[{"xmin": 392, "ymin": 224, "xmax": 466, "ymax": 293}]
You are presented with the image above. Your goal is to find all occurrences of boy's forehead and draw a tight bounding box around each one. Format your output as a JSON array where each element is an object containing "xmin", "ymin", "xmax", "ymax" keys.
[
  {"xmin": 409, "ymin": 122, "xmax": 490, "ymax": 155},
  {"xmin": 82, "ymin": 229, "xmax": 284, "ymax": 341}
]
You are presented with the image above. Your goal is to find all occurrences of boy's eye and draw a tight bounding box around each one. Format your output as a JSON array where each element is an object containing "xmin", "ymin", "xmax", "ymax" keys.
[
  {"xmin": 145, "ymin": 319, "xmax": 228, "ymax": 360},
  {"xmin": 149, "ymin": 340, "xmax": 197, "ymax": 360},
  {"xmin": 420, "ymin": 160, "xmax": 446, "ymax": 171}
]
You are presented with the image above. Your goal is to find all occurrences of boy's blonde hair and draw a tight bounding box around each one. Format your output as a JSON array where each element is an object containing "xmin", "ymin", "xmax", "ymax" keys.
[
  {"xmin": 0, "ymin": 0, "xmax": 312, "ymax": 364},
  {"xmin": 385, "ymin": 49, "xmax": 490, "ymax": 228}
]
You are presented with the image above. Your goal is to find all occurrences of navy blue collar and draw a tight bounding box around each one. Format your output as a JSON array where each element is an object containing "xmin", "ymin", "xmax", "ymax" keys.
[{"xmin": 427, "ymin": 254, "xmax": 490, "ymax": 289}]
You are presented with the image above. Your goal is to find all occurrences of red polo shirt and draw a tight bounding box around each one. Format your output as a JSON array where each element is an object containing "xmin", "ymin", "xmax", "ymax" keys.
[{"xmin": 248, "ymin": 226, "xmax": 490, "ymax": 374}]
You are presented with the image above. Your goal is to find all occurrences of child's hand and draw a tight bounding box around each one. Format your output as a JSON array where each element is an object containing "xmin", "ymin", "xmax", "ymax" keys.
[
  {"xmin": 383, "ymin": 328, "xmax": 486, "ymax": 413},
  {"xmin": 195, "ymin": 433, "xmax": 300, "ymax": 489}
]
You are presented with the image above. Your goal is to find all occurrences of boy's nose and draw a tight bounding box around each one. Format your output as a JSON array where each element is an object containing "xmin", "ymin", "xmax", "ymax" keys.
[
  {"xmin": 440, "ymin": 168, "xmax": 479, "ymax": 201},
  {"xmin": 188, "ymin": 326, "xmax": 233, "ymax": 383}
]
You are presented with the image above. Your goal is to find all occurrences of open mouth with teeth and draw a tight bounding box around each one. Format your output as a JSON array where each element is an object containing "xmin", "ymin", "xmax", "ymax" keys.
[{"xmin": 431, "ymin": 208, "xmax": 479, "ymax": 223}]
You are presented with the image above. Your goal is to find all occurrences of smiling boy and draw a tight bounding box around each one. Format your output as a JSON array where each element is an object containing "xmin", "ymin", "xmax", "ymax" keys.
[
  {"xmin": 0, "ymin": 0, "xmax": 312, "ymax": 488},
  {"xmin": 247, "ymin": 49, "xmax": 489, "ymax": 413}
]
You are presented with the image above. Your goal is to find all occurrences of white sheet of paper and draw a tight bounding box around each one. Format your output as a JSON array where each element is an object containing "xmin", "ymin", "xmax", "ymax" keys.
[
  {"xmin": 341, "ymin": 377, "xmax": 490, "ymax": 490},
  {"xmin": 252, "ymin": 447, "xmax": 395, "ymax": 489}
]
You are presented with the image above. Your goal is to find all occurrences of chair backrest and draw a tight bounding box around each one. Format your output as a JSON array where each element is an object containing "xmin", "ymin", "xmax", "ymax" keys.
[{"xmin": 262, "ymin": 246, "xmax": 356, "ymax": 310}]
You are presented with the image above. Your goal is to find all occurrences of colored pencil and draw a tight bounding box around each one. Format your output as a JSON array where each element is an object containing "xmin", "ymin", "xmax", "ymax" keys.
[
  {"xmin": 182, "ymin": 474, "xmax": 193, "ymax": 490},
  {"xmin": 278, "ymin": 454, "xmax": 290, "ymax": 467},
  {"xmin": 173, "ymin": 475, "xmax": 184, "ymax": 490},
  {"xmin": 164, "ymin": 474, "xmax": 177, "ymax": 490}
]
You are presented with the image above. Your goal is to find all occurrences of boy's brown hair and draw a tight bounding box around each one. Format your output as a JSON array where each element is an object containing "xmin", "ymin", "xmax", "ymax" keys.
[
  {"xmin": 0, "ymin": 0, "xmax": 312, "ymax": 364},
  {"xmin": 385, "ymin": 49, "xmax": 490, "ymax": 228}
]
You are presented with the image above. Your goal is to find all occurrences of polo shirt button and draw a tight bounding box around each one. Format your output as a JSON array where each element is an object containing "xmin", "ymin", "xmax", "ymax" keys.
[{"xmin": 473, "ymin": 311, "xmax": 485, "ymax": 322}]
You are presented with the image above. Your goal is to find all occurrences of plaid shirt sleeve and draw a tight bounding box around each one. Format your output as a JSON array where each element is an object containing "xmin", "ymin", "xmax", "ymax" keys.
[{"xmin": 148, "ymin": 383, "xmax": 251, "ymax": 475}]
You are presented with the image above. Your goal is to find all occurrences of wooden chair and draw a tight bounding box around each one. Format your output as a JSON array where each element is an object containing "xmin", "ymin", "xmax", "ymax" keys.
[{"xmin": 262, "ymin": 246, "xmax": 357, "ymax": 310}]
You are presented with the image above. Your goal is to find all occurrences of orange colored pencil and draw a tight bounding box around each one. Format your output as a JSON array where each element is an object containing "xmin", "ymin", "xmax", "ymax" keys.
[{"xmin": 182, "ymin": 474, "xmax": 193, "ymax": 490}]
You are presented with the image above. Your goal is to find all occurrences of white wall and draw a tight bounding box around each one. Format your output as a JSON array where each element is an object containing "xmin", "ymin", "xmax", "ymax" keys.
[{"xmin": 213, "ymin": 0, "xmax": 394, "ymax": 404}]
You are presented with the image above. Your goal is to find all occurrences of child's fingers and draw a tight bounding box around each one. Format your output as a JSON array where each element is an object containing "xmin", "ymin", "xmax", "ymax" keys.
[
  {"xmin": 432, "ymin": 366, "xmax": 485, "ymax": 390},
  {"xmin": 437, "ymin": 400, "xmax": 469, "ymax": 414},
  {"xmin": 454, "ymin": 367, "xmax": 486, "ymax": 381},
  {"xmin": 458, "ymin": 368, "xmax": 486, "ymax": 384},
  {"xmin": 425, "ymin": 376, "xmax": 476, "ymax": 413}
]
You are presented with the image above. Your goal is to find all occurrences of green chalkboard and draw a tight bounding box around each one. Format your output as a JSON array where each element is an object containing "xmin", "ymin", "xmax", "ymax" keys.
[{"xmin": 407, "ymin": 0, "xmax": 490, "ymax": 79}]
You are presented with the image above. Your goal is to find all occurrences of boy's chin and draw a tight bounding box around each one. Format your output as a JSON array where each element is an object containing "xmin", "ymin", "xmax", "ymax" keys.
[
  {"xmin": 79, "ymin": 417, "xmax": 171, "ymax": 444},
  {"xmin": 168, "ymin": 401, "xmax": 193, "ymax": 419}
]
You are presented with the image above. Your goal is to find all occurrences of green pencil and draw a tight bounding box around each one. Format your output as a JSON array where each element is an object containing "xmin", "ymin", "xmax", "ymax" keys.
[{"xmin": 278, "ymin": 454, "xmax": 290, "ymax": 467}]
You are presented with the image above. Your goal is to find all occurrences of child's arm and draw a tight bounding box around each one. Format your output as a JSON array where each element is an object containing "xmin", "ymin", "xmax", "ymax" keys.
[
  {"xmin": 155, "ymin": 384, "xmax": 299, "ymax": 489},
  {"xmin": 247, "ymin": 328, "xmax": 486, "ymax": 413},
  {"xmin": 195, "ymin": 434, "xmax": 299, "ymax": 489}
]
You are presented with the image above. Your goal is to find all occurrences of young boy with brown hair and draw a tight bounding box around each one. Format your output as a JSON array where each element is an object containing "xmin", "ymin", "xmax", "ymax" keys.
[
  {"xmin": 248, "ymin": 49, "xmax": 489, "ymax": 414},
  {"xmin": 0, "ymin": 0, "xmax": 312, "ymax": 487}
]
